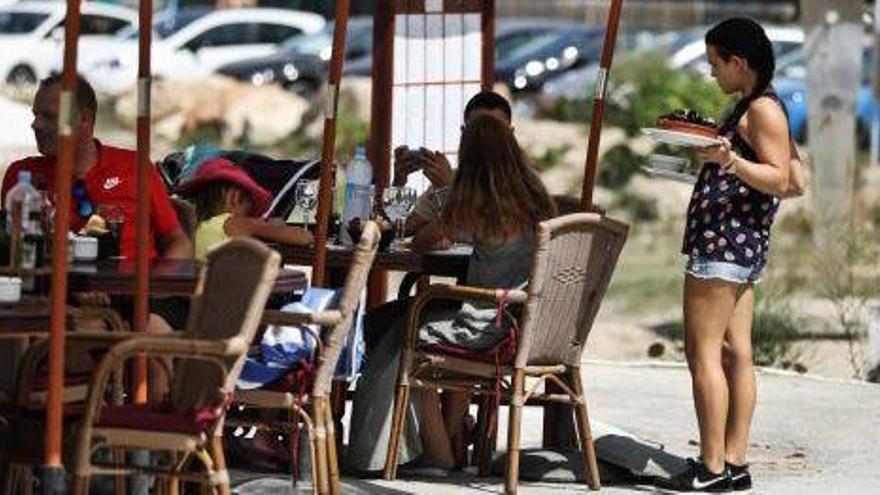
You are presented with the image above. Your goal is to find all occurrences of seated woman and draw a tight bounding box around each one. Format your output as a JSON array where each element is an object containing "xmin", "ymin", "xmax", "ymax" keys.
[{"xmin": 347, "ymin": 114, "xmax": 557, "ymax": 472}]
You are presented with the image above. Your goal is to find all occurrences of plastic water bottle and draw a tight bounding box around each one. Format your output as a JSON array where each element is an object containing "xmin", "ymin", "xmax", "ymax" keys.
[
  {"xmin": 5, "ymin": 171, "xmax": 45, "ymax": 292},
  {"xmin": 340, "ymin": 146, "xmax": 373, "ymax": 246}
]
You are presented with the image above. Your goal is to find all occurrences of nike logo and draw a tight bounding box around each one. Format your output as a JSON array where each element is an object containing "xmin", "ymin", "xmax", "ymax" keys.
[
  {"xmin": 692, "ymin": 476, "xmax": 726, "ymax": 490},
  {"xmin": 103, "ymin": 177, "xmax": 121, "ymax": 190}
]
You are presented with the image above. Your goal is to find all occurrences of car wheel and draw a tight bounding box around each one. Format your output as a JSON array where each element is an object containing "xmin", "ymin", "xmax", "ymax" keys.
[{"xmin": 6, "ymin": 65, "xmax": 37, "ymax": 88}]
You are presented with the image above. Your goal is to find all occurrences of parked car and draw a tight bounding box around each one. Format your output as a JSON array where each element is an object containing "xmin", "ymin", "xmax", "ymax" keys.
[
  {"xmin": 0, "ymin": 1, "xmax": 136, "ymax": 87},
  {"xmin": 115, "ymin": 6, "xmax": 213, "ymax": 41},
  {"xmin": 670, "ymin": 25, "xmax": 804, "ymax": 76},
  {"xmin": 82, "ymin": 8, "xmax": 325, "ymax": 94},
  {"xmin": 497, "ymin": 23, "xmax": 603, "ymax": 93},
  {"xmin": 539, "ymin": 28, "xmax": 700, "ymax": 102},
  {"xmin": 773, "ymin": 48, "xmax": 876, "ymax": 147},
  {"xmin": 216, "ymin": 17, "xmax": 372, "ymax": 93},
  {"xmin": 341, "ymin": 18, "xmax": 585, "ymax": 80}
]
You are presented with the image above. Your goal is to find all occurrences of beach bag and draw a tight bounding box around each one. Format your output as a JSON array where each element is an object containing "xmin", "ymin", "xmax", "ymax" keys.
[{"xmin": 782, "ymin": 143, "xmax": 809, "ymax": 198}]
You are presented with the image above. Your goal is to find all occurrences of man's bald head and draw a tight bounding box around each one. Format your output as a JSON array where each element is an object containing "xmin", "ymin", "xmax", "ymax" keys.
[{"xmin": 31, "ymin": 74, "xmax": 97, "ymax": 157}]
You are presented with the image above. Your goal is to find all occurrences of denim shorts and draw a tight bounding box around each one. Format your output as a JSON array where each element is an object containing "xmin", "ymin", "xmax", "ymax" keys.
[{"xmin": 685, "ymin": 256, "xmax": 765, "ymax": 285}]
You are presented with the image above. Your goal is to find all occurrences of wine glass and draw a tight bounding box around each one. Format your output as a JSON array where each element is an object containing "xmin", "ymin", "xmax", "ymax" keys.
[
  {"xmin": 294, "ymin": 180, "xmax": 318, "ymax": 230},
  {"xmin": 381, "ymin": 186, "xmax": 417, "ymax": 248}
]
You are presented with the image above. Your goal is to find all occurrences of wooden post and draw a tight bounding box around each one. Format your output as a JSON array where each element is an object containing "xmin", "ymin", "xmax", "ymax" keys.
[
  {"xmin": 42, "ymin": 1, "xmax": 81, "ymax": 491},
  {"xmin": 579, "ymin": 0, "xmax": 624, "ymax": 212},
  {"xmin": 312, "ymin": 0, "xmax": 351, "ymax": 288},
  {"xmin": 481, "ymin": 0, "xmax": 496, "ymax": 91},
  {"xmin": 801, "ymin": 0, "xmax": 862, "ymax": 274},
  {"xmin": 132, "ymin": 0, "xmax": 154, "ymax": 407},
  {"xmin": 367, "ymin": 0, "xmax": 394, "ymax": 308}
]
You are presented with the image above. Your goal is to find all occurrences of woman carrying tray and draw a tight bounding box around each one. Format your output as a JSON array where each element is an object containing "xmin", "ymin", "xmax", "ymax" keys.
[{"xmin": 666, "ymin": 18, "xmax": 793, "ymax": 491}]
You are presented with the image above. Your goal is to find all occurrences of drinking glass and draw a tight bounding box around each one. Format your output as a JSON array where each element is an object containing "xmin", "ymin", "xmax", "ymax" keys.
[
  {"xmin": 96, "ymin": 204, "xmax": 125, "ymax": 258},
  {"xmin": 294, "ymin": 180, "xmax": 319, "ymax": 230},
  {"xmin": 381, "ymin": 186, "xmax": 417, "ymax": 248}
]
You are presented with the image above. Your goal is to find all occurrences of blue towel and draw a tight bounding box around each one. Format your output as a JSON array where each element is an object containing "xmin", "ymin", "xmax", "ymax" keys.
[{"xmin": 237, "ymin": 287, "xmax": 365, "ymax": 390}]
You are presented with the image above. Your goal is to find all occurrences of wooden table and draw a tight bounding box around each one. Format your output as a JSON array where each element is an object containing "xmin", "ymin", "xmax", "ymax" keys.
[
  {"xmin": 0, "ymin": 297, "xmax": 51, "ymax": 336},
  {"xmin": 277, "ymin": 243, "xmax": 472, "ymax": 278},
  {"xmin": 67, "ymin": 258, "xmax": 308, "ymax": 296}
]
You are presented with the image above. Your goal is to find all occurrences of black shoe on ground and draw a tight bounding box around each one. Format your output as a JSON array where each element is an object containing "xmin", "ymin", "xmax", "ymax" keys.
[
  {"xmin": 726, "ymin": 462, "xmax": 752, "ymax": 491},
  {"xmin": 659, "ymin": 458, "xmax": 732, "ymax": 492}
]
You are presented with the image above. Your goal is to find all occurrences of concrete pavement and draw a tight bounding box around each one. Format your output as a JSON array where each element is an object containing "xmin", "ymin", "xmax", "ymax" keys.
[{"xmin": 234, "ymin": 360, "xmax": 880, "ymax": 494}]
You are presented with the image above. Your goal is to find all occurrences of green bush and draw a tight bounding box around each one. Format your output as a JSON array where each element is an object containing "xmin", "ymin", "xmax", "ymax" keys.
[
  {"xmin": 539, "ymin": 53, "xmax": 731, "ymax": 137},
  {"xmin": 612, "ymin": 190, "xmax": 659, "ymax": 223},
  {"xmin": 532, "ymin": 144, "xmax": 571, "ymax": 172},
  {"xmin": 599, "ymin": 143, "xmax": 644, "ymax": 189}
]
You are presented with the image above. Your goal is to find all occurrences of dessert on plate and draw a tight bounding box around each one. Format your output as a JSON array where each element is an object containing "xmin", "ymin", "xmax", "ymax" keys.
[{"xmin": 656, "ymin": 109, "xmax": 718, "ymax": 138}]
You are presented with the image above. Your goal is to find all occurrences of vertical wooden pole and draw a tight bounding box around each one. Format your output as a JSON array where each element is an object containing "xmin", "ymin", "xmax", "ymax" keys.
[
  {"xmin": 579, "ymin": 0, "xmax": 624, "ymax": 212},
  {"xmin": 367, "ymin": 0, "xmax": 395, "ymax": 308},
  {"xmin": 41, "ymin": 1, "xmax": 81, "ymax": 491},
  {"xmin": 132, "ymin": 0, "xmax": 153, "ymax": 406},
  {"xmin": 481, "ymin": 0, "xmax": 496, "ymax": 91},
  {"xmin": 312, "ymin": 0, "xmax": 351, "ymax": 288}
]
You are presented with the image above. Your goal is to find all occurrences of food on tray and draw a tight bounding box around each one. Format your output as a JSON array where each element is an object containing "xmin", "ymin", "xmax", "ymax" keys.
[
  {"xmin": 657, "ymin": 109, "xmax": 718, "ymax": 138},
  {"xmin": 79, "ymin": 214, "xmax": 108, "ymax": 236}
]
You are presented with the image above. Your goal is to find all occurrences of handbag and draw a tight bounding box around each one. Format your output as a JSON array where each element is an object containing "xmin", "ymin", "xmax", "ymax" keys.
[{"xmin": 782, "ymin": 141, "xmax": 810, "ymax": 198}]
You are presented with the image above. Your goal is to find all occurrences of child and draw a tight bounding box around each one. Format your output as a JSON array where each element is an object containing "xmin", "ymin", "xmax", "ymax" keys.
[
  {"xmin": 175, "ymin": 157, "xmax": 313, "ymax": 261},
  {"xmin": 347, "ymin": 114, "xmax": 557, "ymax": 472}
]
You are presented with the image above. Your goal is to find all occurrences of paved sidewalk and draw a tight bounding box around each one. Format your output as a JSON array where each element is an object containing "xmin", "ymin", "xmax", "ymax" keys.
[{"xmin": 234, "ymin": 360, "xmax": 880, "ymax": 494}]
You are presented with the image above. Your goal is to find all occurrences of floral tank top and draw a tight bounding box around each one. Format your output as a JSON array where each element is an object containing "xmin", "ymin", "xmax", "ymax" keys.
[{"xmin": 681, "ymin": 90, "xmax": 786, "ymax": 267}]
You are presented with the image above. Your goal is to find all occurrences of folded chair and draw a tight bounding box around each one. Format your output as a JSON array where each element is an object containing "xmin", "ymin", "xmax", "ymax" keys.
[
  {"xmin": 48, "ymin": 238, "xmax": 281, "ymax": 495},
  {"xmin": 383, "ymin": 213, "xmax": 629, "ymax": 494},
  {"xmin": 231, "ymin": 221, "xmax": 380, "ymax": 495}
]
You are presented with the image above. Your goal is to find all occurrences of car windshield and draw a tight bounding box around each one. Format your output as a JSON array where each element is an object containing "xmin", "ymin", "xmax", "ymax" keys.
[
  {"xmin": 0, "ymin": 11, "xmax": 49, "ymax": 34},
  {"xmin": 119, "ymin": 9, "xmax": 206, "ymax": 40},
  {"xmin": 503, "ymin": 32, "xmax": 561, "ymax": 61},
  {"xmin": 281, "ymin": 30, "xmax": 331, "ymax": 56}
]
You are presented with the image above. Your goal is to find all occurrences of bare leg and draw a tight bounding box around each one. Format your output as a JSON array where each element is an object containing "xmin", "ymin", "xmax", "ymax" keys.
[
  {"xmin": 441, "ymin": 391, "xmax": 471, "ymax": 466},
  {"xmin": 415, "ymin": 389, "xmax": 455, "ymax": 468},
  {"xmin": 722, "ymin": 286, "xmax": 756, "ymax": 466},
  {"xmin": 147, "ymin": 314, "xmax": 173, "ymax": 404},
  {"xmin": 684, "ymin": 275, "xmax": 740, "ymax": 474}
]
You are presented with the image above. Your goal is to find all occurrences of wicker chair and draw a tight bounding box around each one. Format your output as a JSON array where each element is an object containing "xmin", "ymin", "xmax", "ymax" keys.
[
  {"xmin": 382, "ymin": 213, "xmax": 628, "ymax": 493},
  {"xmin": 45, "ymin": 238, "xmax": 281, "ymax": 495},
  {"xmin": 232, "ymin": 221, "xmax": 381, "ymax": 495}
]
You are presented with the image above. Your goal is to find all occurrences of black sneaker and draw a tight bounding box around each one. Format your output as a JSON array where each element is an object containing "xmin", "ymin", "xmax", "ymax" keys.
[
  {"xmin": 726, "ymin": 462, "xmax": 752, "ymax": 490},
  {"xmin": 659, "ymin": 458, "xmax": 732, "ymax": 492}
]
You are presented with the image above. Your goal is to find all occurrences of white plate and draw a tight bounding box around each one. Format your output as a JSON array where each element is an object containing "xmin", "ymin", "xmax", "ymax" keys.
[
  {"xmin": 642, "ymin": 166, "xmax": 697, "ymax": 184},
  {"xmin": 642, "ymin": 127, "xmax": 721, "ymax": 148}
]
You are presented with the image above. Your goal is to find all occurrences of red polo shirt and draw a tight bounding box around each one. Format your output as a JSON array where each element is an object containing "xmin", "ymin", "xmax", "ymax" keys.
[{"xmin": 2, "ymin": 141, "xmax": 180, "ymax": 259}]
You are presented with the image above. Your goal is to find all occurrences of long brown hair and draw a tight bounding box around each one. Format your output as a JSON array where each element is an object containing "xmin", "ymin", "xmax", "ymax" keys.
[{"xmin": 444, "ymin": 114, "xmax": 556, "ymax": 242}]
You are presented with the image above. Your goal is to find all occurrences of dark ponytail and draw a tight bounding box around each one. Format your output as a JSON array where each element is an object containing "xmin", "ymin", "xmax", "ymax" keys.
[{"xmin": 706, "ymin": 18, "xmax": 775, "ymax": 127}]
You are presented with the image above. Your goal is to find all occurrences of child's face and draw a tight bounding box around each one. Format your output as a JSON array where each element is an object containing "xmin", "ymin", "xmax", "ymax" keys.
[{"xmin": 224, "ymin": 187, "xmax": 252, "ymax": 216}]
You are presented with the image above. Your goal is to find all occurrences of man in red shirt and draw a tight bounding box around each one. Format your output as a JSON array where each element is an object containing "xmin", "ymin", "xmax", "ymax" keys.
[{"xmin": 2, "ymin": 74, "xmax": 192, "ymax": 260}]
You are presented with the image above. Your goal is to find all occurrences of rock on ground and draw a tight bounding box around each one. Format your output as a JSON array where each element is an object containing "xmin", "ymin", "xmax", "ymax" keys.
[{"xmin": 114, "ymin": 76, "xmax": 310, "ymax": 146}]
